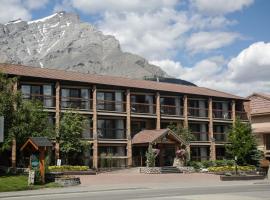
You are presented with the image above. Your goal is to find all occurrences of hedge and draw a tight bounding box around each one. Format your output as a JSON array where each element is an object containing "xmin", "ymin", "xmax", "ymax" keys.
[
  {"xmin": 188, "ymin": 160, "xmax": 235, "ymax": 169},
  {"xmin": 48, "ymin": 165, "xmax": 89, "ymax": 172},
  {"xmin": 208, "ymin": 165, "xmax": 256, "ymax": 172}
]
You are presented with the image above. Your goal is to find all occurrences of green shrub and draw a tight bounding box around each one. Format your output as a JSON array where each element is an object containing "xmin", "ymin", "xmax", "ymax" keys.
[
  {"xmin": 48, "ymin": 165, "xmax": 89, "ymax": 172},
  {"xmin": 188, "ymin": 161, "xmax": 204, "ymax": 169},
  {"xmin": 208, "ymin": 165, "xmax": 255, "ymax": 172}
]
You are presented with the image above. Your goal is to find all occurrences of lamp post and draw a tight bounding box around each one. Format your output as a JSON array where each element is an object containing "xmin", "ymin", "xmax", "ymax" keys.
[{"xmin": 234, "ymin": 156, "xmax": 238, "ymax": 175}]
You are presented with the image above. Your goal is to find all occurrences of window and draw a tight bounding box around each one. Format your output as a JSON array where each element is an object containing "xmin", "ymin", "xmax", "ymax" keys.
[{"xmin": 61, "ymin": 88, "xmax": 90, "ymax": 110}]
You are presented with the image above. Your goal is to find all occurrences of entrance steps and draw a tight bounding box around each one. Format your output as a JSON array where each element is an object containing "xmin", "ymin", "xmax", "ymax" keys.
[{"xmin": 160, "ymin": 166, "xmax": 182, "ymax": 174}]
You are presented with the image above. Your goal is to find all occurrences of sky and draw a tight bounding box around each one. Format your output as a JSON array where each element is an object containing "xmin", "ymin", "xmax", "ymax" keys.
[{"xmin": 0, "ymin": 0, "xmax": 270, "ymax": 97}]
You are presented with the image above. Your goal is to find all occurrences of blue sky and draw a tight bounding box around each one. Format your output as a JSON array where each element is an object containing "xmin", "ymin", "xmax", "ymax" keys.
[{"xmin": 0, "ymin": 0, "xmax": 270, "ymax": 96}]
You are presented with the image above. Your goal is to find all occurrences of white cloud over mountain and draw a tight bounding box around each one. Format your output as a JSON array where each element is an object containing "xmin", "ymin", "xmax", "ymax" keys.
[{"xmin": 152, "ymin": 42, "xmax": 270, "ymax": 96}]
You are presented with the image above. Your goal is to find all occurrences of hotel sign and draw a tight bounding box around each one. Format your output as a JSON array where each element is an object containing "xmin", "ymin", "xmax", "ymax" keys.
[{"xmin": 0, "ymin": 116, "xmax": 3, "ymax": 143}]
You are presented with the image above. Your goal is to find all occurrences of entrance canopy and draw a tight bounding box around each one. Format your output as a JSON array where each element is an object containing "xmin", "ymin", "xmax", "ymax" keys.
[{"xmin": 132, "ymin": 128, "xmax": 186, "ymax": 145}]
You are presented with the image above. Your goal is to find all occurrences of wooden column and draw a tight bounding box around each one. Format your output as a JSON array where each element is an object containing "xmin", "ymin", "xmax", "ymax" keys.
[
  {"xmin": 156, "ymin": 92, "xmax": 161, "ymax": 130},
  {"xmin": 232, "ymin": 100, "xmax": 236, "ymax": 124},
  {"xmin": 183, "ymin": 95, "xmax": 188, "ymax": 128},
  {"xmin": 208, "ymin": 97, "xmax": 215, "ymax": 160},
  {"xmin": 11, "ymin": 81, "xmax": 18, "ymax": 168},
  {"xmin": 55, "ymin": 81, "xmax": 60, "ymax": 161},
  {"xmin": 92, "ymin": 85, "xmax": 98, "ymax": 169},
  {"xmin": 39, "ymin": 148, "xmax": 45, "ymax": 184},
  {"xmin": 126, "ymin": 89, "xmax": 132, "ymax": 167}
]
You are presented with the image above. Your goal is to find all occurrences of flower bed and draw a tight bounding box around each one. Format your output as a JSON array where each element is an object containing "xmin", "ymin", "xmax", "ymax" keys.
[
  {"xmin": 208, "ymin": 165, "xmax": 256, "ymax": 173},
  {"xmin": 48, "ymin": 165, "xmax": 89, "ymax": 172}
]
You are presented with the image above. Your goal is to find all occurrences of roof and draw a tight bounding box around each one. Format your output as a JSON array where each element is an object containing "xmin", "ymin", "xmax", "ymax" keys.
[
  {"xmin": 248, "ymin": 93, "xmax": 270, "ymax": 115},
  {"xmin": 132, "ymin": 128, "xmax": 186, "ymax": 145},
  {"xmin": 0, "ymin": 63, "xmax": 244, "ymax": 100},
  {"xmin": 20, "ymin": 137, "xmax": 53, "ymax": 151}
]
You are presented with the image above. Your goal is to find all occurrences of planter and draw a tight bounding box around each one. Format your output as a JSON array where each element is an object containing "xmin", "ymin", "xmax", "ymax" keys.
[
  {"xmin": 220, "ymin": 175, "xmax": 265, "ymax": 181},
  {"xmin": 140, "ymin": 167, "xmax": 161, "ymax": 174},
  {"xmin": 55, "ymin": 176, "xmax": 81, "ymax": 186}
]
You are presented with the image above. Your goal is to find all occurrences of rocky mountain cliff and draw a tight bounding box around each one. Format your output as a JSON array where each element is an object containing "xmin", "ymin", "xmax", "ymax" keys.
[{"xmin": 0, "ymin": 12, "xmax": 168, "ymax": 79}]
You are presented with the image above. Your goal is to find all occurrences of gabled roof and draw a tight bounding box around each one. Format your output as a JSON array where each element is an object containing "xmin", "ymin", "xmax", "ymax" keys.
[
  {"xmin": 248, "ymin": 93, "xmax": 270, "ymax": 115},
  {"xmin": 20, "ymin": 137, "xmax": 53, "ymax": 151},
  {"xmin": 132, "ymin": 128, "xmax": 186, "ymax": 145},
  {"xmin": 0, "ymin": 63, "xmax": 245, "ymax": 100}
]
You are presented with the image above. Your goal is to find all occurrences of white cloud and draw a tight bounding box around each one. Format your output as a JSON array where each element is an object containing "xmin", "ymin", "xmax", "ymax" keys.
[
  {"xmin": 186, "ymin": 31, "xmax": 241, "ymax": 54},
  {"xmin": 228, "ymin": 42, "xmax": 270, "ymax": 83},
  {"xmin": 0, "ymin": 0, "xmax": 31, "ymax": 23},
  {"xmin": 191, "ymin": 0, "xmax": 254, "ymax": 15},
  {"xmin": 98, "ymin": 9, "xmax": 190, "ymax": 60},
  {"xmin": 69, "ymin": 0, "xmax": 178, "ymax": 14},
  {"xmin": 23, "ymin": 0, "xmax": 49, "ymax": 10},
  {"xmin": 152, "ymin": 42, "xmax": 270, "ymax": 96}
]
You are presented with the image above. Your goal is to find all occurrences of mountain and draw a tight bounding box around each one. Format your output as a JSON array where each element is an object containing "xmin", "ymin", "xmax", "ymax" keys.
[{"xmin": 0, "ymin": 12, "xmax": 168, "ymax": 79}]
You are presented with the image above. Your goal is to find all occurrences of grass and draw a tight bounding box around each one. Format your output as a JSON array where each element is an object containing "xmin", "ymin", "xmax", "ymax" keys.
[{"xmin": 0, "ymin": 175, "xmax": 61, "ymax": 192}]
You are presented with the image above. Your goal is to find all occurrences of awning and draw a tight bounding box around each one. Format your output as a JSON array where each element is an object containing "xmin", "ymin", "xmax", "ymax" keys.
[{"xmin": 132, "ymin": 128, "xmax": 186, "ymax": 145}]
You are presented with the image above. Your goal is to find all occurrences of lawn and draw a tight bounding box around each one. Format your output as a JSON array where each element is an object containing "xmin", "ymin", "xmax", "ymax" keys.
[{"xmin": 0, "ymin": 175, "xmax": 60, "ymax": 192}]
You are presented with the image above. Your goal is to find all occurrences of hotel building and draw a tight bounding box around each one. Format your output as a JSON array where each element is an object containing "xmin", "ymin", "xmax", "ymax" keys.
[{"xmin": 0, "ymin": 64, "xmax": 249, "ymax": 168}]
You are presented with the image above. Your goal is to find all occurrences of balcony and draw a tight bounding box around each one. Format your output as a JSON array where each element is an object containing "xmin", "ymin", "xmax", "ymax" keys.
[
  {"xmin": 22, "ymin": 94, "xmax": 56, "ymax": 108},
  {"xmin": 97, "ymin": 128, "xmax": 127, "ymax": 140},
  {"xmin": 97, "ymin": 99, "xmax": 126, "ymax": 112},
  {"xmin": 236, "ymin": 111, "xmax": 248, "ymax": 120},
  {"xmin": 191, "ymin": 132, "xmax": 209, "ymax": 142},
  {"xmin": 131, "ymin": 102, "xmax": 156, "ymax": 115},
  {"xmin": 61, "ymin": 96, "xmax": 92, "ymax": 110},
  {"xmin": 188, "ymin": 107, "xmax": 208, "ymax": 118},
  {"xmin": 213, "ymin": 109, "xmax": 232, "ymax": 120},
  {"xmin": 214, "ymin": 133, "xmax": 227, "ymax": 142},
  {"xmin": 160, "ymin": 105, "xmax": 183, "ymax": 116}
]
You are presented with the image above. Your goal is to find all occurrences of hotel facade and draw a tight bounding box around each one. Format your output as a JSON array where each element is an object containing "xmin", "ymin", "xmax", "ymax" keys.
[{"xmin": 0, "ymin": 64, "xmax": 249, "ymax": 168}]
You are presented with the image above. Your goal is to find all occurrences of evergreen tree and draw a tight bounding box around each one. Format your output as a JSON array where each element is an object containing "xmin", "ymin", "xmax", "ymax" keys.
[{"xmin": 226, "ymin": 119, "xmax": 262, "ymax": 166}]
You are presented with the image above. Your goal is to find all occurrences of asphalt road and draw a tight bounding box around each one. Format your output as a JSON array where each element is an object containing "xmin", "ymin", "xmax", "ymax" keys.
[{"xmin": 1, "ymin": 183, "xmax": 270, "ymax": 200}]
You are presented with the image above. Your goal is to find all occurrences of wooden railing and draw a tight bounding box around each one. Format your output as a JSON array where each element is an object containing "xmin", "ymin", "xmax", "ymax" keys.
[
  {"xmin": 97, "ymin": 128, "xmax": 127, "ymax": 140},
  {"xmin": 160, "ymin": 104, "xmax": 183, "ymax": 116},
  {"xmin": 212, "ymin": 109, "xmax": 232, "ymax": 120},
  {"xmin": 191, "ymin": 132, "xmax": 209, "ymax": 141},
  {"xmin": 22, "ymin": 93, "xmax": 56, "ymax": 108},
  {"xmin": 214, "ymin": 132, "xmax": 227, "ymax": 142},
  {"xmin": 236, "ymin": 111, "xmax": 248, "ymax": 120},
  {"xmin": 97, "ymin": 99, "xmax": 126, "ymax": 112},
  {"xmin": 188, "ymin": 107, "xmax": 208, "ymax": 118},
  {"xmin": 131, "ymin": 102, "xmax": 156, "ymax": 114},
  {"xmin": 61, "ymin": 96, "xmax": 92, "ymax": 110}
]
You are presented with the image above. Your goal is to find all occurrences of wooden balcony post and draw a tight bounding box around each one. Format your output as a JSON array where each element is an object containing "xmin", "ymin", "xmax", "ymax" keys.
[
  {"xmin": 156, "ymin": 92, "xmax": 161, "ymax": 130},
  {"xmin": 183, "ymin": 95, "xmax": 188, "ymax": 128},
  {"xmin": 55, "ymin": 81, "xmax": 60, "ymax": 161},
  {"xmin": 208, "ymin": 97, "xmax": 215, "ymax": 160},
  {"xmin": 232, "ymin": 100, "xmax": 236, "ymax": 124},
  {"xmin": 126, "ymin": 89, "xmax": 132, "ymax": 167},
  {"xmin": 11, "ymin": 81, "xmax": 18, "ymax": 168},
  {"xmin": 92, "ymin": 85, "xmax": 98, "ymax": 169}
]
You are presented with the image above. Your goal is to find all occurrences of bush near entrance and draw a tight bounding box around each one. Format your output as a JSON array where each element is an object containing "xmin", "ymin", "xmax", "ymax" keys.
[
  {"xmin": 48, "ymin": 165, "xmax": 89, "ymax": 172},
  {"xmin": 208, "ymin": 165, "xmax": 256, "ymax": 173}
]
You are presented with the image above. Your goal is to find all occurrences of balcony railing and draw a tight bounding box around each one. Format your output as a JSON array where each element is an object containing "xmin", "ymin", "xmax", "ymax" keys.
[
  {"xmin": 98, "ymin": 157, "xmax": 127, "ymax": 168},
  {"xmin": 160, "ymin": 104, "xmax": 183, "ymax": 116},
  {"xmin": 97, "ymin": 99, "xmax": 126, "ymax": 112},
  {"xmin": 191, "ymin": 156, "xmax": 210, "ymax": 161},
  {"xmin": 131, "ymin": 102, "xmax": 156, "ymax": 114},
  {"xmin": 188, "ymin": 107, "xmax": 208, "ymax": 118},
  {"xmin": 236, "ymin": 111, "xmax": 248, "ymax": 120},
  {"xmin": 22, "ymin": 94, "xmax": 56, "ymax": 108},
  {"xmin": 191, "ymin": 132, "xmax": 209, "ymax": 142},
  {"xmin": 213, "ymin": 109, "xmax": 232, "ymax": 120},
  {"xmin": 81, "ymin": 128, "xmax": 93, "ymax": 139},
  {"xmin": 214, "ymin": 132, "xmax": 227, "ymax": 142},
  {"xmin": 61, "ymin": 97, "xmax": 92, "ymax": 110},
  {"xmin": 97, "ymin": 128, "xmax": 127, "ymax": 140}
]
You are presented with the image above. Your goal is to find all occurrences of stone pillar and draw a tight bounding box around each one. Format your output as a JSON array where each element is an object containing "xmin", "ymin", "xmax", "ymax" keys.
[
  {"xmin": 126, "ymin": 89, "xmax": 132, "ymax": 167},
  {"xmin": 156, "ymin": 92, "xmax": 161, "ymax": 130},
  {"xmin": 232, "ymin": 100, "xmax": 236, "ymax": 124},
  {"xmin": 208, "ymin": 98, "xmax": 215, "ymax": 160},
  {"xmin": 55, "ymin": 81, "xmax": 60, "ymax": 161},
  {"xmin": 92, "ymin": 85, "xmax": 98, "ymax": 169},
  {"xmin": 11, "ymin": 81, "xmax": 18, "ymax": 168},
  {"xmin": 183, "ymin": 95, "xmax": 188, "ymax": 128}
]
